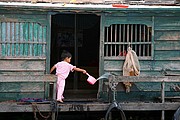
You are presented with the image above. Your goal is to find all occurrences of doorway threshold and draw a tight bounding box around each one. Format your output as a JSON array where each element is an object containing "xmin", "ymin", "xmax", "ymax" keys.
[{"xmin": 64, "ymin": 89, "xmax": 98, "ymax": 101}]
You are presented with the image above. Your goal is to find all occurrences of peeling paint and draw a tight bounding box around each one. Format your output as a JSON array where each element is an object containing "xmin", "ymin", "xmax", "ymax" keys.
[{"xmin": 69, "ymin": 105, "xmax": 84, "ymax": 111}]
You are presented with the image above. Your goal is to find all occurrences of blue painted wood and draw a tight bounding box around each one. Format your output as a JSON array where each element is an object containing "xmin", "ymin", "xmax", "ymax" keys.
[
  {"xmin": 0, "ymin": 13, "xmax": 50, "ymax": 101},
  {"xmin": 99, "ymin": 9, "xmax": 180, "ymax": 102}
]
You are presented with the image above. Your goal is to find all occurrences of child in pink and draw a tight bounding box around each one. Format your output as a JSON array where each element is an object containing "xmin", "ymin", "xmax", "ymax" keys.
[{"xmin": 50, "ymin": 50, "xmax": 87, "ymax": 103}]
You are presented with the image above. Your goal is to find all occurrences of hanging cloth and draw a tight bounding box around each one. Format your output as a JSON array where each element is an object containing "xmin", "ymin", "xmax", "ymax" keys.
[{"xmin": 123, "ymin": 47, "xmax": 140, "ymax": 92}]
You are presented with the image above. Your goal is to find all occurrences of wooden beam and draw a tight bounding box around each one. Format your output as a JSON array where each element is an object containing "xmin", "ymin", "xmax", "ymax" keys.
[
  {"xmin": 0, "ymin": 102, "xmax": 52, "ymax": 112},
  {"xmin": 0, "ymin": 75, "xmax": 57, "ymax": 82},
  {"xmin": 113, "ymin": 76, "xmax": 180, "ymax": 82},
  {"xmin": 58, "ymin": 102, "xmax": 180, "ymax": 111},
  {"xmin": 0, "ymin": 102, "xmax": 179, "ymax": 112}
]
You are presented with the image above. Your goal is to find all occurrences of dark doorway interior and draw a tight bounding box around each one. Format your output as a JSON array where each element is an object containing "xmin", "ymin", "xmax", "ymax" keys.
[{"xmin": 51, "ymin": 14, "xmax": 100, "ymax": 100}]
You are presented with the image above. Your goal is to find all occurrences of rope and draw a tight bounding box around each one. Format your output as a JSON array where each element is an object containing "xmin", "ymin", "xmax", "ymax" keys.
[
  {"xmin": 50, "ymin": 99, "xmax": 59, "ymax": 120},
  {"xmin": 123, "ymin": 47, "xmax": 140, "ymax": 92},
  {"xmin": 105, "ymin": 101, "xmax": 126, "ymax": 120},
  {"xmin": 32, "ymin": 102, "xmax": 52, "ymax": 120},
  {"xmin": 173, "ymin": 106, "xmax": 180, "ymax": 120}
]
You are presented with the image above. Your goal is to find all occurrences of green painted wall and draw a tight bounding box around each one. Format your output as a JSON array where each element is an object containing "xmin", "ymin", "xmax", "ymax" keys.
[
  {"xmin": 0, "ymin": 7, "xmax": 179, "ymax": 102},
  {"xmin": 99, "ymin": 10, "xmax": 180, "ymax": 102},
  {"xmin": 0, "ymin": 12, "xmax": 51, "ymax": 101}
]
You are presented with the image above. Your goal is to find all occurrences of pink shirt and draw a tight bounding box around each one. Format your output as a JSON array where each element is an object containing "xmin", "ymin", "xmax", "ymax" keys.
[{"xmin": 55, "ymin": 61, "xmax": 76, "ymax": 79}]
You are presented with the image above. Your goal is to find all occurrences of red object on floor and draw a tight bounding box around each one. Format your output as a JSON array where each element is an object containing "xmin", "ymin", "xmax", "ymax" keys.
[{"xmin": 112, "ymin": 4, "xmax": 129, "ymax": 8}]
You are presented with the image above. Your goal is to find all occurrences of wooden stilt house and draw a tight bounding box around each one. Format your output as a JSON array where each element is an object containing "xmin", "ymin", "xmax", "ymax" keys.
[{"xmin": 0, "ymin": 0, "xmax": 179, "ymax": 120}]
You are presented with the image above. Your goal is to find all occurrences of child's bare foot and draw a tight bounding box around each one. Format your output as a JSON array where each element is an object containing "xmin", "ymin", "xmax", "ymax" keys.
[{"xmin": 57, "ymin": 99, "xmax": 63, "ymax": 103}]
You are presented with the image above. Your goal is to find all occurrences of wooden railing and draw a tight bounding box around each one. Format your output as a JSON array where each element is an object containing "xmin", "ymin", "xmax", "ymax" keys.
[
  {"xmin": 0, "ymin": 74, "xmax": 57, "ymax": 100},
  {"xmin": 110, "ymin": 75, "xmax": 180, "ymax": 120}
]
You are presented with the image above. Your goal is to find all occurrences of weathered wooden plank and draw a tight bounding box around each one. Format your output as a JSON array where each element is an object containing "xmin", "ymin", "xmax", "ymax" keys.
[
  {"xmin": 155, "ymin": 26, "xmax": 180, "ymax": 30},
  {"xmin": 136, "ymin": 71, "xmax": 180, "ymax": 76},
  {"xmin": 104, "ymin": 60, "xmax": 180, "ymax": 71},
  {"xmin": 155, "ymin": 40, "xmax": 180, "ymax": 50},
  {"xmin": 0, "ymin": 71, "xmax": 45, "ymax": 75},
  {"xmin": 0, "ymin": 82, "xmax": 44, "ymax": 92},
  {"xmin": 99, "ymin": 90, "xmax": 180, "ymax": 102},
  {"xmin": 0, "ymin": 102, "xmax": 180, "ymax": 112},
  {"xmin": 104, "ymin": 60, "xmax": 152, "ymax": 71},
  {"xmin": 52, "ymin": 0, "xmax": 103, "ymax": 3},
  {"xmin": 104, "ymin": 16, "xmax": 152, "ymax": 27},
  {"xmin": 0, "ymin": 59, "xmax": 45, "ymax": 73},
  {"xmin": 0, "ymin": 14, "xmax": 48, "ymax": 25},
  {"xmin": 0, "ymin": 102, "xmax": 52, "ymax": 112},
  {"xmin": 155, "ymin": 17, "xmax": 180, "ymax": 28},
  {"xmin": 103, "ymin": 70, "xmax": 180, "ymax": 77},
  {"xmin": 0, "ymin": 75, "xmax": 56, "ymax": 101},
  {"xmin": 0, "ymin": 57, "xmax": 46, "ymax": 60},
  {"xmin": 0, "ymin": 74, "xmax": 57, "ymax": 82},
  {"xmin": 155, "ymin": 30, "xmax": 180, "ymax": 40},
  {"xmin": 57, "ymin": 102, "xmax": 180, "ymax": 111},
  {"xmin": 154, "ymin": 50, "xmax": 180, "ymax": 60},
  {"xmin": 100, "ymin": 76, "xmax": 180, "ymax": 93},
  {"xmin": 153, "ymin": 60, "xmax": 180, "ymax": 71},
  {"xmin": 113, "ymin": 76, "xmax": 180, "ymax": 82},
  {"xmin": 0, "ymin": 93, "xmax": 45, "ymax": 101},
  {"xmin": 121, "ymin": 102, "xmax": 180, "ymax": 111}
]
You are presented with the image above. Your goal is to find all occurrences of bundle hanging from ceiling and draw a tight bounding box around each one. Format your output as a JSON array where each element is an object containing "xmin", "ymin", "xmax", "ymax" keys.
[{"xmin": 123, "ymin": 46, "xmax": 140, "ymax": 93}]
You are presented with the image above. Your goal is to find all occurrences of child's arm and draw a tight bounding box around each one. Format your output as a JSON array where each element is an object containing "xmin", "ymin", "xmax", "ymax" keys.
[
  {"xmin": 73, "ymin": 67, "xmax": 87, "ymax": 74},
  {"xmin": 50, "ymin": 65, "xmax": 56, "ymax": 73}
]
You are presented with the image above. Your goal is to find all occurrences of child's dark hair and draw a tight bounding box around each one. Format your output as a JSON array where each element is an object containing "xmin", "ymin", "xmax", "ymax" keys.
[{"xmin": 61, "ymin": 50, "xmax": 72, "ymax": 60}]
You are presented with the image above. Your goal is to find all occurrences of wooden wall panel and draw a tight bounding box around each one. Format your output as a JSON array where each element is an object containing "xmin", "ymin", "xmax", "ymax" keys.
[
  {"xmin": 155, "ymin": 31, "xmax": 180, "ymax": 40},
  {"xmin": 104, "ymin": 60, "xmax": 180, "ymax": 72},
  {"xmin": 0, "ymin": 92, "xmax": 45, "ymax": 101},
  {"xmin": 155, "ymin": 17, "xmax": 180, "ymax": 29},
  {"xmin": 104, "ymin": 60, "xmax": 152, "ymax": 71},
  {"xmin": 154, "ymin": 51, "xmax": 180, "ymax": 60},
  {"xmin": 0, "ymin": 59, "xmax": 46, "ymax": 74},
  {"xmin": 0, "ymin": 82, "xmax": 44, "ymax": 92},
  {"xmin": 0, "ymin": 75, "xmax": 56, "ymax": 101},
  {"xmin": 155, "ymin": 40, "xmax": 180, "ymax": 50}
]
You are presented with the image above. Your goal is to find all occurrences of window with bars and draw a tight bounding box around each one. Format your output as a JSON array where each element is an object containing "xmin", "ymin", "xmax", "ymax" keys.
[
  {"xmin": 0, "ymin": 22, "xmax": 47, "ymax": 57},
  {"xmin": 104, "ymin": 24, "xmax": 152, "ymax": 58}
]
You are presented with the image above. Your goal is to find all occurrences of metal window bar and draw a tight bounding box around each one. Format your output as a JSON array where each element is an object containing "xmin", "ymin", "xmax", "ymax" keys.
[
  {"xmin": 115, "ymin": 24, "xmax": 117, "ymax": 56},
  {"xmin": 110, "ymin": 25, "xmax": 112, "ymax": 56},
  {"xmin": 0, "ymin": 22, "xmax": 47, "ymax": 57},
  {"xmin": 105, "ymin": 27, "xmax": 108, "ymax": 56},
  {"xmin": 127, "ymin": 24, "xmax": 129, "ymax": 43},
  {"xmin": 143, "ymin": 25, "xmax": 145, "ymax": 56},
  {"xmin": 147, "ymin": 27, "xmax": 149, "ymax": 56},
  {"xmin": 135, "ymin": 24, "xmax": 137, "ymax": 52},
  {"xmin": 130, "ymin": 24, "xmax": 133, "ymax": 46},
  {"xmin": 119, "ymin": 24, "xmax": 121, "ymax": 56},
  {"xmin": 104, "ymin": 24, "xmax": 152, "ymax": 57},
  {"xmin": 139, "ymin": 25, "xmax": 141, "ymax": 56},
  {"xmin": 123, "ymin": 24, "xmax": 125, "ymax": 55}
]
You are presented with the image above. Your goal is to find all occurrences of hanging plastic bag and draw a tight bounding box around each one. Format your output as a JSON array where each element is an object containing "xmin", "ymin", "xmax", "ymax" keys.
[{"xmin": 123, "ymin": 47, "xmax": 140, "ymax": 92}]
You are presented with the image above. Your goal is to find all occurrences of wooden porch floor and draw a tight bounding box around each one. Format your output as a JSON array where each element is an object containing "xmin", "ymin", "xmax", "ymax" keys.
[{"xmin": 0, "ymin": 101, "xmax": 180, "ymax": 112}]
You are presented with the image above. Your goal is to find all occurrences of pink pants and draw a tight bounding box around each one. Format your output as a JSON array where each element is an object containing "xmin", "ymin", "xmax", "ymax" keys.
[{"xmin": 56, "ymin": 76, "xmax": 65, "ymax": 100}]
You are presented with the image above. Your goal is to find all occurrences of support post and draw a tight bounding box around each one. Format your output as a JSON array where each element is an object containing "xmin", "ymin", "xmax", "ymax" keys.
[
  {"xmin": 51, "ymin": 81, "xmax": 57, "ymax": 120},
  {"xmin": 161, "ymin": 81, "xmax": 165, "ymax": 120}
]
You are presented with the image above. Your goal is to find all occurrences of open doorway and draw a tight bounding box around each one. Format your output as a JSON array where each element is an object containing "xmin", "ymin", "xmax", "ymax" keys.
[{"xmin": 51, "ymin": 13, "xmax": 100, "ymax": 100}]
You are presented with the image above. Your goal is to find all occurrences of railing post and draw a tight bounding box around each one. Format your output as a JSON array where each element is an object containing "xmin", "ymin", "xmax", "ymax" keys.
[
  {"xmin": 161, "ymin": 81, "xmax": 165, "ymax": 120},
  {"xmin": 52, "ymin": 80, "xmax": 57, "ymax": 120}
]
